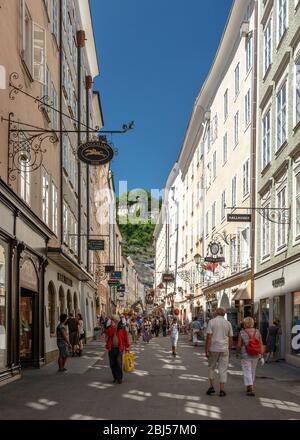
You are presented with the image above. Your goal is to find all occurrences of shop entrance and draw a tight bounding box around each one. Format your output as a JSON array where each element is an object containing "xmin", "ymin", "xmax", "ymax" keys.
[
  {"xmin": 20, "ymin": 289, "xmax": 36, "ymax": 363},
  {"xmin": 273, "ymin": 295, "xmax": 286, "ymax": 360},
  {"xmin": 19, "ymin": 259, "xmax": 39, "ymax": 367}
]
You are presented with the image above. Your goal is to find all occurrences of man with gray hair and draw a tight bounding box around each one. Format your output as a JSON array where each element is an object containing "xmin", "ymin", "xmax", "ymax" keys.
[{"xmin": 205, "ymin": 308, "xmax": 233, "ymax": 397}]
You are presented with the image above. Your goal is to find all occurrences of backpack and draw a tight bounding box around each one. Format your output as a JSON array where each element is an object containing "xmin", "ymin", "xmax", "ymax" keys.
[{"xmin": 244, "ymin": 329, "xmax": 261, "ymax": 356}]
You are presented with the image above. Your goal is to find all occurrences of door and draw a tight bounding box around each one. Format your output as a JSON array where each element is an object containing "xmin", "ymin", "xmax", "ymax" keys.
[
  {"xmin": 273, "ymin": 295, "xmax": 286, "ymax": 359},
  {"xmin": 20, "ymin": 292, "xmax": 34, "ymax": 361}
]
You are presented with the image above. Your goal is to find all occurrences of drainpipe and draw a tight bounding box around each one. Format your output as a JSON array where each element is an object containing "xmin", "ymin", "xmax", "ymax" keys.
[
  {"xmin": 77, "ymin": 30, "xmax": 85, "ymax": 264},
  {"xmin": 171, "ymin": 187, "xmax": 179, "ymax": 297},
  {"xmin": 59, "ymin": 0, "xmax": 63, "ymax": 245},
  {"xmin": 250, "ymin": 1, "xmax": 258, "ymax": 318},
  {"xmin": 86, "ymin": 75, "xmax": 92, "ymax": 271}
]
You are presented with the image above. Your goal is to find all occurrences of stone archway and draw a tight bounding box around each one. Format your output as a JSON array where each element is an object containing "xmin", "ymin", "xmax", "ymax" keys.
[
  {"xmin": 59, "ymin": 286, "xmax": 65, "ymax": 315},
  {"xmin": 48, "ymin": 282, "xmax": 56, "ymax": 335},
  {"xmin": 67, "ymin": 290, "xmax": 72, "ymax": 315}
]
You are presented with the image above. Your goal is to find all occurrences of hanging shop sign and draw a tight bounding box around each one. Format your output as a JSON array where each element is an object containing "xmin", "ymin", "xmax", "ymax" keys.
[
  {"xmin": 204, "ymin": 256, "xmax": 225, "ymax": 263},
  {"xmin": 162, "ymin": 273, "xmax": 175, "ymax": 283},
  {"xmin": 111, "ymin": 271, "xmax": 122, "ymax": 280},
  {"xmin": 78, "ymin": 139, "xmax": 114, "ymax": 165},
  {"xmin": 227, "ymin": 213, "xmax": 252, "ymax": 222},
  {"xmin": 105, "ymin": 265, "xmax": 115, "ymax": 273},
  {"xmin": 272, "ymin": 277, "xmax": 285, "ymax": 288},
  {"xmin": 88, "ymin": 239, "xmax": 105, "ymax": 251},
  {"xmin": 108, "ymin": 280, "xmax": 121, "ymax": 287}
]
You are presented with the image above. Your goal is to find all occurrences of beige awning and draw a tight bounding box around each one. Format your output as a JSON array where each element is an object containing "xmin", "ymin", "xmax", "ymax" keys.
[{"xmin": 232, "ymin": 281, "xmax": 251, "ymax": 301}]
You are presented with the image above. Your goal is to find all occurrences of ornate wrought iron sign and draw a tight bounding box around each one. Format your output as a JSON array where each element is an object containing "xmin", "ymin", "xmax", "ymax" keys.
[{"xmin": 78, "ymin": 138, "xmax": 114, "ymax": 165}]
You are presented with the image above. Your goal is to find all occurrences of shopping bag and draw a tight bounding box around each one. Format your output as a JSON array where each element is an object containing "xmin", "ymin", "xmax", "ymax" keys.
[{"xmin": 123, "ymin": 351, "xmax": 135, "ymax": 372}]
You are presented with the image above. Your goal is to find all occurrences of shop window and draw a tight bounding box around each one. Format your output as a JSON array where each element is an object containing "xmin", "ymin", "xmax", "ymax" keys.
[
  {"xmin": 292, "ymin": 292, "xmax": 300, "ymax": 356},
  {"xmin": 48, "ymin": 282, "xmax": 56, "ymax": 335},
  {"xmin": 59, "ymin": 286, "xmax": 65, "ymax": 314},
  {"xmin": 0, "ymin": 239, "xmax": 8, "ymax": 369},
  {"xmin": 260, "ymin": 298, "xmax": 269, "ymax": 344},
  {"xmin": 67, "ymin": 290, "xmax": 72, "ymax": 315},
  {"xmin": 73, "ymin": 293, "xmax": 78, "ymax": 315}
]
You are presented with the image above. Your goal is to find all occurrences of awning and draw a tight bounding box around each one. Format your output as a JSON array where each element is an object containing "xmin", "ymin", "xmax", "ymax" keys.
[
  {"xmin": 47, "ymin": 247, "xmax": 93, "ymax": 282},
  {"xmin": 232, "ymin": 281, "xmax": 251, "ymax": 301}
]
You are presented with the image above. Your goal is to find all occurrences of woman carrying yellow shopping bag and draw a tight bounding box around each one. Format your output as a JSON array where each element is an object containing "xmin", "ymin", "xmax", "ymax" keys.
[{"xmin": 123, "ymin": 351, "xmax": 135, "ymax": 372}]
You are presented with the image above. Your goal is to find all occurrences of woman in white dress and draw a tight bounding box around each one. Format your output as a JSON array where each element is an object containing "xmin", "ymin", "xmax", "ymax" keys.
[{"xmin": 170, "ymin": 317, "xmax": 179, "ymax": 357}]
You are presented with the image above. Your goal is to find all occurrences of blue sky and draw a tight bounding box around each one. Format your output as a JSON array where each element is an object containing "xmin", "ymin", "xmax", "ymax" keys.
[{"xmin": 90, "ymin": 0, "xmax": 233, "ymax": 193}]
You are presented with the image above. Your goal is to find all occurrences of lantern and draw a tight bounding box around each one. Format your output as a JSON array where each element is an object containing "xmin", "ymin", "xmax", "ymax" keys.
[{"xmin": 174, "ymin": 308, "xmax": 180, "ymax": 316}]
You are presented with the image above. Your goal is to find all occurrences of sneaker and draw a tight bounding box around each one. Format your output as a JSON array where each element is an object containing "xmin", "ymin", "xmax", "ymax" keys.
[
  {"xmin": 219, "ymin": 390, "xmax": 226, "ymax": 397},
  {"xmin": 206, "ymin": 386, "xmax": 215, "ymax": 395}
]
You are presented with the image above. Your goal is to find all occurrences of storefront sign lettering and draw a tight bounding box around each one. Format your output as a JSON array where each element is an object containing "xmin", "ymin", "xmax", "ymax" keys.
[
  {"xmin": 291, "ymin": 325, "xmax": 300, "ymax": 351},
  {"xmin": 57, "ymin": 273, "xmax": 73, "ymax": 287}
]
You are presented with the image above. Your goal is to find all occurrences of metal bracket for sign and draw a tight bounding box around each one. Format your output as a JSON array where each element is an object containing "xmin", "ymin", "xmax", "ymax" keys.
[
  {"xmin": 1, "ymin": 72, "xmax": 134, "ymax": 183},
  {"xmin": 226, "ymin": 205, "xmax": 290, "ymax": 225}
]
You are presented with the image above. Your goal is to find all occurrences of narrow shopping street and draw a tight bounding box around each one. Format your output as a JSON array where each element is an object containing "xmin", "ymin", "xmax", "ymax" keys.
[{"xmin": 1, "ymin": 334, "xmax": 300, "ymax": 420}]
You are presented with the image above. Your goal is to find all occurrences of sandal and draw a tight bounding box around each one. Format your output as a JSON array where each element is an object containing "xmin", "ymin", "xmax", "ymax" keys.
[{"xmin": 219, "ymin": 390, "xmax": 226, "ymax": 397}]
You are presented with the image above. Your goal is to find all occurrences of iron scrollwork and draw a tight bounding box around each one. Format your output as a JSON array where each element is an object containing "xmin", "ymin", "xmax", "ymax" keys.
[
  {"xmin": 9, "ymin": 72, "xmax": 23, "ymax": 101},
  {"xmin": 256, "ymin": 207, "xmax": 290, "ymax": 225},
  {"xmin": 7, "ymin": 112, "xmax": 57, "ymax": 184}
]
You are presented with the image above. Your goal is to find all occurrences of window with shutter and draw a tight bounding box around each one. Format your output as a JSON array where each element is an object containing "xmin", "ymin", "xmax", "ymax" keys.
[
  {"xmin": 21, "ymin": 1, "xmax": 33, "ymax": 78},
  {"xmin": 33, "ymin": 23, "xmax": 46, "ymax": 84}
]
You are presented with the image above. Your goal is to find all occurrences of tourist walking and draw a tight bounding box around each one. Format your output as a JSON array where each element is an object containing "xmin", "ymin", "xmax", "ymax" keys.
[
  {"xmin": 142, "ymin": 318, "xmax": 151, "ymax": 343},
  {"xmin": 170, "ymin": 317, "xmax": 179, "ymax": 357},
  {"xmin": 162, "ymin": 317, "xmax": 168, "ymax": 337},
  {"xmin": 105, "ymin": 315, "xmax": 130, "ymax": 384},
  {"xmin": 67, "ymin": 313, "xmax": 80, "ymax": 357},
  {"xmin": 136, "ymin": 316, "xmax": 143, "ymax": 340},
  {"xmin": 205, "ymin": 308, "xmax": 233, "ymax": 397},
  {"xmin": 77, "ymin": 313, "xmax": 85, "ymax": 356},
  {"xmin": 129, "ymin": 318, "xmax": 138, "ymax": 343},
  {"xmin": 56, "ymin": 313, "xmax": 71, "ymax": 373},
  {"xmin": 236, "ymin": 317, "xmax": 263, "ymax": 396},
  {"xmin": 154, "ymin": 316, "xmax": 160, "ymax": 337},
  {"xmin": 265, "ymin": 320, "xmax": 281, "ymax": 363},
  {"xmin": 192, "ymin": 317, "xmax": 201, "ymax": 346}
]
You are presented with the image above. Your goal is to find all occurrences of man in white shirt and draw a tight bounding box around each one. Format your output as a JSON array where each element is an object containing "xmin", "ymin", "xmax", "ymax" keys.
[{"xmin": 205, "ymin": 308, "xmax": 233, "ymax": 397}]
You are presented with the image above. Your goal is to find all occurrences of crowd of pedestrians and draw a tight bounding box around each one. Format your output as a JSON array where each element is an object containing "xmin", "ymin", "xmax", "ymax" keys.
[{"xmin": 56, "ymin": 306, "xmax": 281, "ymax": 398}]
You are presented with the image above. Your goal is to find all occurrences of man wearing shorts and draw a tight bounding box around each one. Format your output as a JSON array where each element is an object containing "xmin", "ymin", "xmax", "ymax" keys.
[{"xmin": 56, "ymin": 313, "xmax": 71, "ymax": 372}]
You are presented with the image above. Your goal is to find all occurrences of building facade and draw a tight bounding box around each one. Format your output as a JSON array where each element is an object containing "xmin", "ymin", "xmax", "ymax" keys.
[
  {"xmin": 0, "ymin": 0, "xmax": 116, "ymax": 384},
  {"xmin": 254, "ymin": 0, "xmax": 300, "ymax": 366}
]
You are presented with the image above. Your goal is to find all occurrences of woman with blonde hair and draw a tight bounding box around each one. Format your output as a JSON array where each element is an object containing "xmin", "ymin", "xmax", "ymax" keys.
[{"xmin": 236, "ymin": 316, "xmax": 263, "ymax": 396}]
